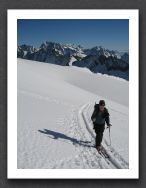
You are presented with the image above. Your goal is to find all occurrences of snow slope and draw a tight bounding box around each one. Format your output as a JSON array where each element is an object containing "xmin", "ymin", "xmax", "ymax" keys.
[{"xmin": 17, "ymin": 58, "xmax": 129, "ymax": 169}]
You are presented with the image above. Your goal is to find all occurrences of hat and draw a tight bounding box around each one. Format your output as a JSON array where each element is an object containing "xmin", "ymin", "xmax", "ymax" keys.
[{"xmin": 99, "ymin": 100, "xmax": 105, "ymax": 106}]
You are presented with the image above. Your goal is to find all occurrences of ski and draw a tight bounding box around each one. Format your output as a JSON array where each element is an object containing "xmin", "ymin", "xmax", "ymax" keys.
[
  {"xmin": 97, "ymin": 149, "xmax": 110, "ymax": 165},
  {"xmin": 97, "ymin": 148, "xmax": 109, "ymax": 159},
  {"xmin": 100, "ymin": 146, "xmax": 110, "ymax": 158}
]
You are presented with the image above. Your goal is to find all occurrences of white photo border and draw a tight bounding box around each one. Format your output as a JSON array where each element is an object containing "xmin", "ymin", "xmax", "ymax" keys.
[{"xmin": 7, "ymin": 9, "xmax": 139, "ymax": 179}]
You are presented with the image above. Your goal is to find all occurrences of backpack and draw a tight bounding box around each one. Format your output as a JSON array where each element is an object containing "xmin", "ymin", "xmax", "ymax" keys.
[{"xmin": 91, "ymin": 103, "xmax": 109, "ymax": 124}]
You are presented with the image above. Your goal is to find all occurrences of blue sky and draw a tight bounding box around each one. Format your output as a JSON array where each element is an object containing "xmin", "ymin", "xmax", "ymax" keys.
[{"xmin": 17, "ymin": 19, "xmax": 129, "ymax": 52}]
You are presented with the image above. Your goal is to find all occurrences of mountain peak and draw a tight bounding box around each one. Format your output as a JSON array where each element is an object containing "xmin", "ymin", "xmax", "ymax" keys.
[{"xmin": 17, "ymin": 41, "xmax": 129, "ymax": 80}]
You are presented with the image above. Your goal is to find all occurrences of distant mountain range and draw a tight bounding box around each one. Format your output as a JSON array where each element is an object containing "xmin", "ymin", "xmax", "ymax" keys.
[{"xmin": 17, "ymin": 41, "xmax": 129, "ymax": 80}]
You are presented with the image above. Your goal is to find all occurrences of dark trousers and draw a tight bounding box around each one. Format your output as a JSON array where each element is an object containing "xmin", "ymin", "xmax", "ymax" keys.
[{"xmin": 93, "ymin": 124, "xmax": 105, "ymax": 147}]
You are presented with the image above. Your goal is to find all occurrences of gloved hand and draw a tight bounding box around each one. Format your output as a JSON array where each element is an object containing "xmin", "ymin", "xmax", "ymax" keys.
[
  {"xmin": 92, "ymin": 118, "xmax": 96, "ymax": 123},
  {"xmin": 107, "ymin": 124, "xmax": 112, "ymax": 128}
]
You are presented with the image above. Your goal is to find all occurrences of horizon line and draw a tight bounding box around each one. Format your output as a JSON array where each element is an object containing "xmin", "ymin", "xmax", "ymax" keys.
[{"xmin": 17, "ymin": 41, "xmax": 129, "ymax": 53}]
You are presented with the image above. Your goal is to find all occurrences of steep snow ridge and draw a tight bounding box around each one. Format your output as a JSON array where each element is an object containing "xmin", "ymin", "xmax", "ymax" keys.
[{"xmin": 17, "ymin": 59, "xmax": 128, "ymax": 169}]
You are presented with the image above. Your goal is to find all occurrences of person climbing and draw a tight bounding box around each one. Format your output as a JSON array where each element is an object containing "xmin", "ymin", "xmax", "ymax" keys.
[{"xmin": 91, "ymin": 100, "xmax": 111, "ymax": 151}]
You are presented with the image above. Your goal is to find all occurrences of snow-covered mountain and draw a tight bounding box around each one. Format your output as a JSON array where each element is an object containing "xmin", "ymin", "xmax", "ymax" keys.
[
  {"xmin": 17, "ymin": 44, "xmax": 37, "ymax": 58},
  {"xmin": 17, "ymin": 41, "xmax": 129, "ymax": 80}
]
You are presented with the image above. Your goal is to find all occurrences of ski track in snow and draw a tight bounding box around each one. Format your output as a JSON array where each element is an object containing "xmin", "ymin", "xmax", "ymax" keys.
[
  {"xmin": 18, "ymin": 89, "xmax": 102, "ymax": 168},
  {"xmin": 81, "ymin": 103, "xmax": 129, "ymax": 169},
  {"xmin": 54, "ymin": 101, "xmax": 129, "ymax": 169},
  {"xmin": 18, "ymin": 89, "xmax": 128, "ymax": 169},
  {"xmin": 51, "ymin": 105, "xmax": 109, "ymax": 169}
]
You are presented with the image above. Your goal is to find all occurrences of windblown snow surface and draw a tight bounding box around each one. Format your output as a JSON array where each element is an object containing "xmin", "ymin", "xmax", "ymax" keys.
[{"xmin": 17, "ymin": 58, "xmax": 129, "ymax": 169}]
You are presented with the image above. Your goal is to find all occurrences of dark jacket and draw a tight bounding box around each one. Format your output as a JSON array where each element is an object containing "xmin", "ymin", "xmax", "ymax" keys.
[{"xmin": 91, "ymin": 104, "xmax": 110, "ymax": 126}]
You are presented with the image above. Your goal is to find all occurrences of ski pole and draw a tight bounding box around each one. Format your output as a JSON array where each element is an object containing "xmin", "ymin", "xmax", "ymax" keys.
[
  {"xmin": 106, "ymin": 124, "xmax": 112, "ymax": 146},
  {"xmin": 108, "ymin": 125, "xmax": 111, "ymax": 146}
]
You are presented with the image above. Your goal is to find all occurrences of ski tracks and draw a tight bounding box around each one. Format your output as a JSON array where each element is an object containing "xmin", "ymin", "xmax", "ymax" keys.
[
  {"xmin": 52, "ymin": 105, "xmax": 109, "ymax": 169},
  {"xmin": 70, "ymin": 107, "xmax": 108, "ymax": 169},
  {"xmin": 18, "ymin": 89, "xmax": 128, "ymax": 169},
  {"xmin": 82, "ymin": 103, "xmax": 129, "ymax": 169}
]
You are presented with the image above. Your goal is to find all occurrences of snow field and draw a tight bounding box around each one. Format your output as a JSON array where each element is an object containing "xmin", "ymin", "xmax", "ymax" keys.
[{"xmin": 17, "ymin": 58, "xmax": 129, "ymax": 169}]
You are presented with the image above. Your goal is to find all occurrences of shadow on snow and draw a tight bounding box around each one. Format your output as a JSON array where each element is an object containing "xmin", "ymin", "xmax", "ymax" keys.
[{"xmin": 38, "ymin": 129, "xmax": 94, "ymax": 148}]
